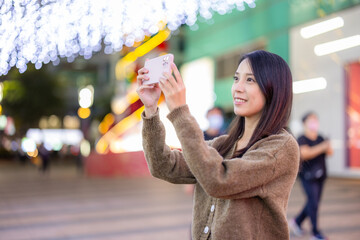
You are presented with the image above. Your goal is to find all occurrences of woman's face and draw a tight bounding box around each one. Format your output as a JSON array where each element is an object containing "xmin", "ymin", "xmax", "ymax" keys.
[{"xmin": 231, "ymin": 58, "xmax": 266, "ymax": 119}]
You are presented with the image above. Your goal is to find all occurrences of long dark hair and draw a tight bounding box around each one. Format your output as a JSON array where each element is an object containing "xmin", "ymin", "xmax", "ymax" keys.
[{"xmin": 217, "ymin": 50, "xmax": 293, "ymax": 157}]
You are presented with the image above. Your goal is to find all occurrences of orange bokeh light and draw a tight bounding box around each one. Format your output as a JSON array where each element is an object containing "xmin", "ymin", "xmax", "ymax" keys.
[{"xmin": 78, "ymin": 107, "xmax": 91, "ymax": 119}]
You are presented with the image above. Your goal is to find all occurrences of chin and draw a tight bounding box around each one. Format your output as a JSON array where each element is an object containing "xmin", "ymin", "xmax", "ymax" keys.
[
  {"xmin": 233, "ymin": 106, "xmax": 244, "ymax": 114},
  {"xmin": 234, "ymin": 110, "xmax": 246, "ymax": 116},
  {"xmin": 234, "ymin": 109, "xmax": 259, "ymax": 118}
]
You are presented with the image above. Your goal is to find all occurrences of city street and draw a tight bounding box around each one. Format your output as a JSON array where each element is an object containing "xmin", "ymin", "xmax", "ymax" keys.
[
  {"xmin": 0, "ymin": 160, "xmax": 360, "ymax": 240},
  {"xmin": 1, "ymin": 1, "xmax": 359, "ymax": 240}
]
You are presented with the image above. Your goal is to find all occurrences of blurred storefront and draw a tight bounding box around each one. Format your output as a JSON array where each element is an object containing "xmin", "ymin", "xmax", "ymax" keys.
[
  {"xmin": 177, "ymin": 0, "xmax": 360, "ymax": 178},
  {"xmin": 290, "ymin": 5, "xmax": 360, "ymax": 178}
]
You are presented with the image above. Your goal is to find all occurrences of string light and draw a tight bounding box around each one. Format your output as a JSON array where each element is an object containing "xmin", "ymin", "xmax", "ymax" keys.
[{"xmin": 0, "ymin": 0, "xmax": 255, "ymax": 76}]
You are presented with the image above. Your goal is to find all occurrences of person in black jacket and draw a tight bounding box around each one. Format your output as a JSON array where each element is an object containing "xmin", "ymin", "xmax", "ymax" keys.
[{"xmin": 289, "ymin": 112, "xmax": 333, "ymax": 240}]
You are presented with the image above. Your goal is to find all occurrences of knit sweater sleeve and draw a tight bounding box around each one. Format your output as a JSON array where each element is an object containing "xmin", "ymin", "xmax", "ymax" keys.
[
  {"xmin": 141, "ymin": 108, "xmax": 196, "ymax": 184},
  {"xmin": 167, "ymin": 105, "xmax": 300, "ymax": 199}
]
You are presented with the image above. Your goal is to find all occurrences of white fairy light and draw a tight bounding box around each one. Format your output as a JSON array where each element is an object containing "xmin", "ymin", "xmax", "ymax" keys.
[{"xmin": 0, "ymin": 0, "xmax": 255, "ymax": 76}]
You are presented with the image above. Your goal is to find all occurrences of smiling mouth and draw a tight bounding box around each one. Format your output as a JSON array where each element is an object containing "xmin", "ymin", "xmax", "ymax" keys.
[{"xmin": 234, "ymin": 97, "xmax": 246, "ymax": 103}]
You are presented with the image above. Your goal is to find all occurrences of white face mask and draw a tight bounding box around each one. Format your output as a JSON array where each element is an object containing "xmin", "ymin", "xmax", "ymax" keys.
[{"xmin": 208, "ymin": 115, "xmax": 224, "ymax": 130}]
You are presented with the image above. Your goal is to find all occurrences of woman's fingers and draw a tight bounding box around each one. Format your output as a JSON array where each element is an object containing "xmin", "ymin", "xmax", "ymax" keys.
[
  {"xmin": 138, "ymin": 84, "xmax": 154, "ymax": 91},
  {"xmin": 171, "ymin": 63, "xmax": 184, "ymax": 87},
  {"xmin": 137, "ymin": 74, "xmax": 149, "ymax": 84},
  {"xmin": 139, "ymin": 63, "xmax": 184, "ymax": 102},
  {"xmin": 160, "ymin": 63, "xmax": 184, "ymax": 94},
  {"xmin": 163, "ymin": 72, "xmax": 177, "ymax": 88},
  {"xmin": 137, "ymin": 68, "xmax": 150, "ymax": 85},
  {"xmin": 138, "ymin": 67, "xmax": 149, "ymax": 75},
  {"xmin": 159, "ymin": 77, "xmax": 171, "ymax": 94}
]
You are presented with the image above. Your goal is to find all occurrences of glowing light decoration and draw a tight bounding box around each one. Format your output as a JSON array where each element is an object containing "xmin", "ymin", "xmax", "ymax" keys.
[
  {"xmin": 293, "ymin": 77, "xmax": 327, "ymax": 94},
  {"xmin": 78, "ymin": 107, "xmax": 91, "ymax": 119},
  {"xmin": 80, "ymin": 139, "xmax": 91, "ymax": 157},
  {"xmin": 300, "ymin": 17, "xmax": 344, "ymax": 39},
  {"xmin": 0, "ymin": 0, "xmax": 256, "ymax": 76},
  {"xmin": 21, "ymin": 137, "xmax": 37, "ymax": 153},
  {"xmin": 78, "ymin": 85, "xmax": 94, "ymax": 108},
  {"xmin": 314, "ymin": 35, "xmax": 360, "ymax": 56}
]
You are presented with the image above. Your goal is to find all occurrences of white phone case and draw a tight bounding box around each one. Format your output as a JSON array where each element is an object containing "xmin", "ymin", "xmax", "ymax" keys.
[{"xmin": 143, "ymin": 54, "xmax": 174, "ymax": 85}]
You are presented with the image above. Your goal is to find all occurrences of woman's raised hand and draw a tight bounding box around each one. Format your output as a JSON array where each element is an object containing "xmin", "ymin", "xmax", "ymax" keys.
[
  {"xmin": 159, "ymin": 63, "xmax": 186, "ymax": 112},
  {"xmin": 136, "ymin": 67, "xmax": 161, "ymax": 117}
]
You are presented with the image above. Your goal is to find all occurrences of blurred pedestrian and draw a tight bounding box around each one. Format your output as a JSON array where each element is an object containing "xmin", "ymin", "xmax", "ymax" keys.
[
  {"xmin": 38, "ymin": 143, "xmax": 50, "ymax": 174},
  {"xmin": 289, "ymin": 112, "xmax": 333, "ymax": 240},
  {"xmin": 14, "ymin": 137, "xmax": 27, "ymax": 164},
  {"xmin": 137, "ymin": 50, "xmax": 300, "ymax": 239},
  {"xmin": 203, "ymin": 106, "xmax": 225, "ymax": 141}
]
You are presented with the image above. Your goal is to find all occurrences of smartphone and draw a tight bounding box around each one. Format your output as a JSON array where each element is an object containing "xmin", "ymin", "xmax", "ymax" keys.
[{"xmin": 143, "ymin": 54, "xmax": 174, "ymax": 85}]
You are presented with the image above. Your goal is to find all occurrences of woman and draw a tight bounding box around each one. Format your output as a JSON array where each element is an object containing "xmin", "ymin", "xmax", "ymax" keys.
[
  {"xmin": 137, "ymin": 50, "xmax": 300, "ymax": 239},
  {"xmin": 289, "ymin": 112, "xmax": 333, "ymax": 240}
]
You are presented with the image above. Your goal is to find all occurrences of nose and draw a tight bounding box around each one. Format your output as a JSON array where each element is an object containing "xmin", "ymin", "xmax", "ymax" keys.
[{"xmin": 233, "ymin": 79, "xmax": 245, "ymax": 92}]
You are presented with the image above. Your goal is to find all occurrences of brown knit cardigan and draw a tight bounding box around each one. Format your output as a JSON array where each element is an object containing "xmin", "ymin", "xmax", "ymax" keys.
[{"xmin": 142, "ymin": 105, "xmax": 300, "ymax": 240}]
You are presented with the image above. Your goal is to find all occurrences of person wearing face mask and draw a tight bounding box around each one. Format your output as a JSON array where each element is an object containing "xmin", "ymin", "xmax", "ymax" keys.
[
  {"xmin": 289, "ymin": 112, "xmax": 333, "ymax": 240},
  {"xmin": 204, "ymin": 107, "xmax": 226, "ymax": 141}
]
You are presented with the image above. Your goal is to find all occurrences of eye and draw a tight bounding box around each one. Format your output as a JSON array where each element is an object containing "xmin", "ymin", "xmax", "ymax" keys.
[
  {"xmin": 233, "ymin": 76, "xmax": 238, "ymax": 81},
  {"xmin": 247, "ymin": 77, "xmax": 256, "ymax": 82}
]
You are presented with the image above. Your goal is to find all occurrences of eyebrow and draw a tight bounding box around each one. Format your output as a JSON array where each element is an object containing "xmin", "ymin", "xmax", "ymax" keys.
[{"xmin": 234, "ymin": 72, "xmax": 254, "ymax": 76}]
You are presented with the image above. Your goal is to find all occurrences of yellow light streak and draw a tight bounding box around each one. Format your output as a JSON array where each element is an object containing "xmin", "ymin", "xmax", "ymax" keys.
[
  {"xmin": 96, "ymin": 106, "xmax": 144, "ymax": 154},
  {"xmin": 97, "ymin": 27, "xmax": 170, "ymax": 154},
  {"xmin": 115, "ymin": 29, "xmax": 171, "ymax": 80}
]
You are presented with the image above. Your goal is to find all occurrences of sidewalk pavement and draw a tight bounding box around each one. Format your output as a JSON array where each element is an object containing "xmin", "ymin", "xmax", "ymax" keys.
[
  {"xmin": 0, "ymin": 160, "xmax": 359, "ymax": 240},
  {"xmin": 288, "ymin": 176, "xmax": 360, "ymax": 240}
]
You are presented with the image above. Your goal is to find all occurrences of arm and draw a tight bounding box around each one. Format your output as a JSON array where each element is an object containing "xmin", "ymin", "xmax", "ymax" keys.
[
  {"xmin": 137, "ymin": 64, "xmax": 195, "ymax": 184},
  {"xmin": 142, "ymin": 108, "xmax": 196, "ymax": 184},
  {"xmin": 300, "ymin": 139, "xmax": 332, "ymax": 161},
  {"xmin": 326, "ymin": 142, "xmax": 334, "ymax": 156},
  {"xmin": 168, "ymin": 105, "xmax": 300, "ymax": 199}
]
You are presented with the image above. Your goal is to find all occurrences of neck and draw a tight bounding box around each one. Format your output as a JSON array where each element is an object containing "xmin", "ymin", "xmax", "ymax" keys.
[
  {"xmin": 305, "ymin": 130, "xmax": 318, "ymax": 140},
  {"xmin": 243, "ymin": 116, "xmax": 260, "ymax": 140},
  {"xmin": 237, "ymin": 116, "xmax": 260, "ymax": 150}
]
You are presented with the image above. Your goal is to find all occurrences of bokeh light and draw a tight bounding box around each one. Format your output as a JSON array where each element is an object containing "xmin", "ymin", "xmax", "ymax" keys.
[
  {"xmin": 21, "ymin": 137, "xmax": 37, "ymax": 153},
  {"xmin": 78, "ymin": 85, "xmax": 94, "ymax": 108},
  {"xmin": 63, "ymin": 115, "xmax": 80, "ymax": 129},
  {"xmin": 0, "ymin": 115, "xmax": 7, "ymax": 130},
  {"xmin": 77, "ymin": 107, "xmax": 91, "ymax": 119},
  {"xmin": 0, "ymin": 0, "xmax": 255, "ymax": 76},
  {"xmin": 27, "ymin": 148, "xmax": 39, "ymax": 158},
  {"xmin": 80, "ymin": 139, "xmax": 91, "ymax": 157},
  {"xmin": 0, "ymin": 82, "xmax": 3, "ymax": 102}
]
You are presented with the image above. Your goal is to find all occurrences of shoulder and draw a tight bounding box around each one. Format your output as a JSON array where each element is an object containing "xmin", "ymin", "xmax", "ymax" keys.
[
  {"xmin": 254, "ymin": 130, "xmax": 300, "ymax": 171},
  {"xmin": 250, "ymin": 129, "xmax": 299, "ymax": 156},
  {"xmin": 297, "ymin": 135, "xmax": 305, "ymax": 141},
  {"xmin": 277, "ymin": 130, "xmax": 300, "ymax": 155},
  {"xmin": 240, "ymin": 130, "xmax": 300, "ymax": 176},
  {"xmin": 297, "ymin": 135, "xmax": 308, "ymax": 145},
  {"xmin": 262, "ymin": 129, "xmax": 297, "ymax": 147},
  {"xmin": 317, "ymin": 135, "xmax": 325, "ymax": 142}
]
